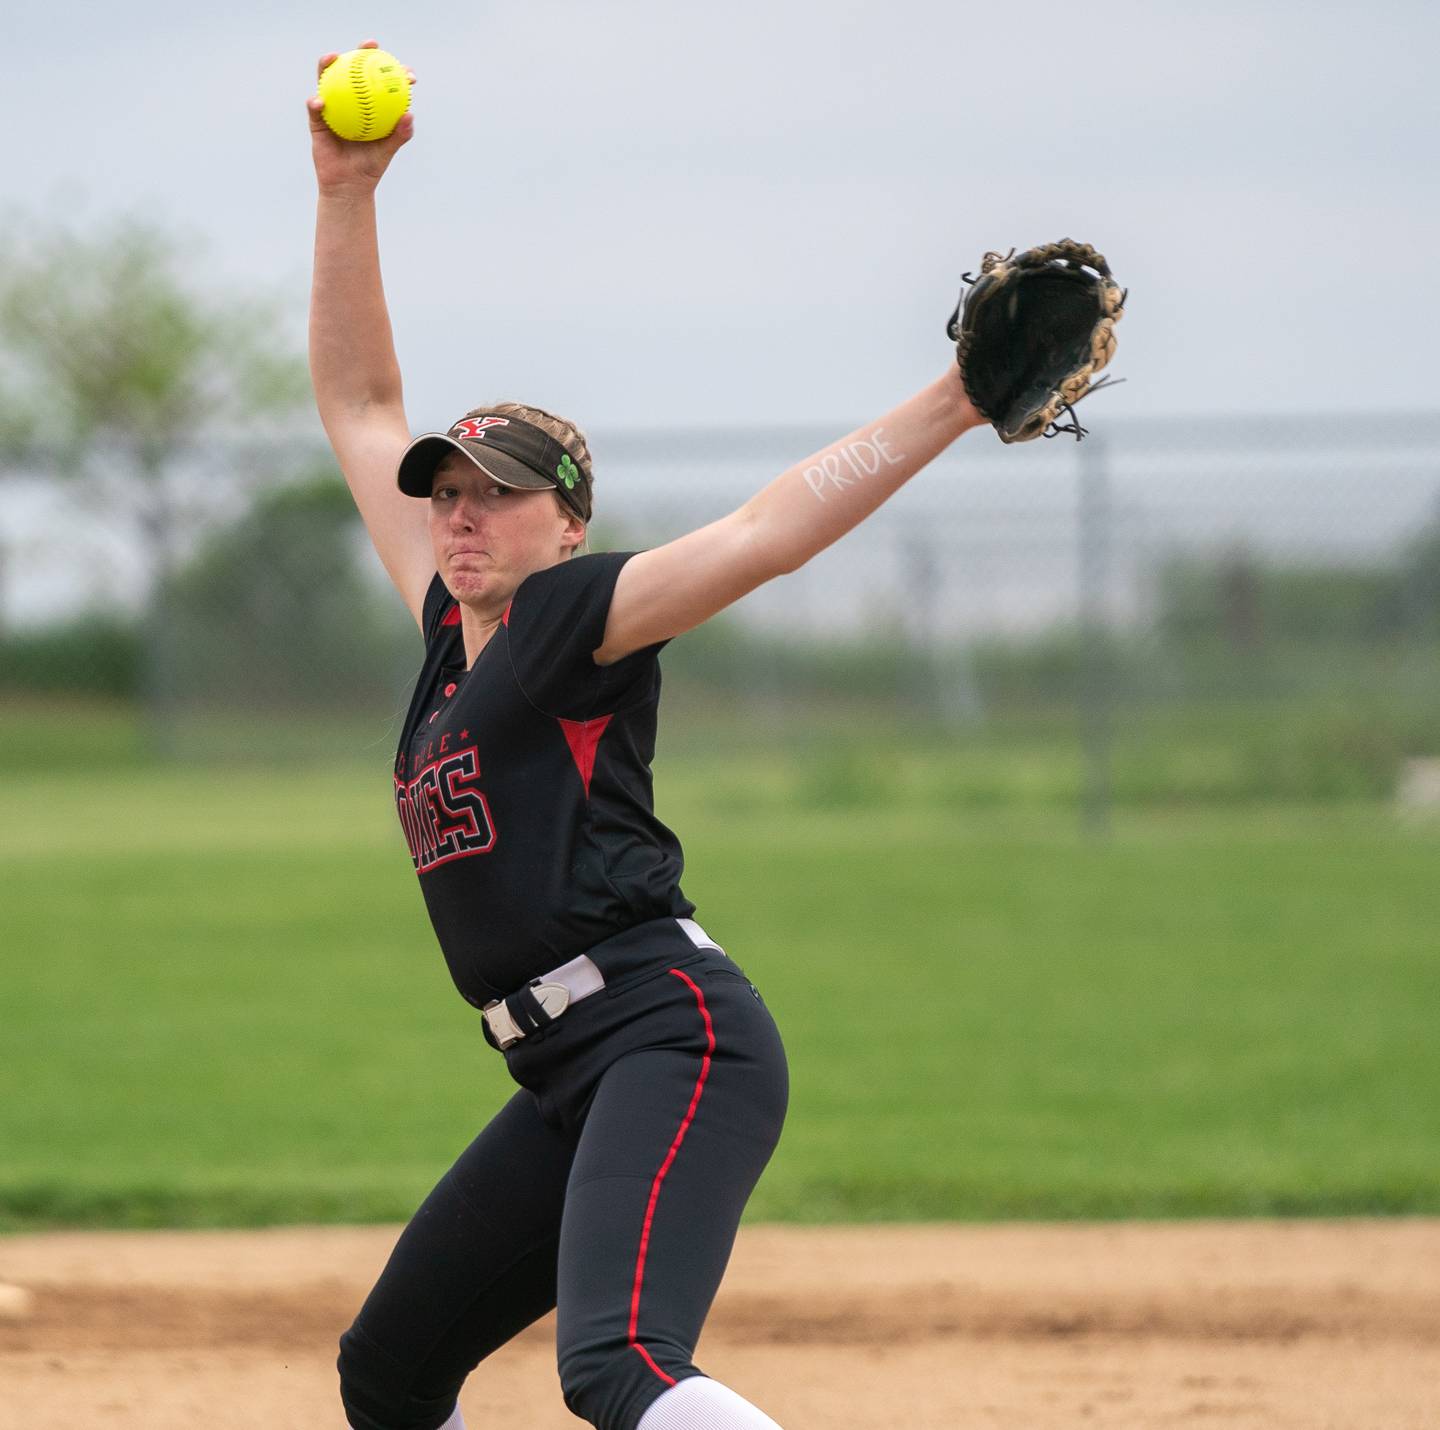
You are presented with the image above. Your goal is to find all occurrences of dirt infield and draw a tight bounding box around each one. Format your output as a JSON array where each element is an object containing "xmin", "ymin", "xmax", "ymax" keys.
[{"xmin": 2, "ymin": 1219, "xmax": 1438, "ymax": 1428}]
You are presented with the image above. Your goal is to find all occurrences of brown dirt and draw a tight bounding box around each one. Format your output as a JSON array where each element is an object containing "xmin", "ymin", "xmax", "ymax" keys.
[{"xmin": 2, "ymin": 1219, "xmax": 1438, "ymax": 1428}]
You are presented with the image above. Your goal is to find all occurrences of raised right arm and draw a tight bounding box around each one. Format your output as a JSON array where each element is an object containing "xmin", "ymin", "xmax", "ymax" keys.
[{"xmin": 306, "ymin": 40, "xmax": 432, "ymax": 627}]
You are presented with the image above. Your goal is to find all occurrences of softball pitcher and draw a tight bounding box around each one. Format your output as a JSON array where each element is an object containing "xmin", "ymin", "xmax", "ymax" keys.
[{"xmin": 307, "ymin": 39, "xmax": 991, "ymax": 1430}]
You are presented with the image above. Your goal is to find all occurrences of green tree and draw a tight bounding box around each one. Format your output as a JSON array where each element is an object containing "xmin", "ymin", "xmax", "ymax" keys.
[
  {"xmin": 166, "ymin": 470, "xmax": 414, "ymax": 713},
  {"xmin": 0, "ymin": 212, "xmax": 312, "ymax": 751}
]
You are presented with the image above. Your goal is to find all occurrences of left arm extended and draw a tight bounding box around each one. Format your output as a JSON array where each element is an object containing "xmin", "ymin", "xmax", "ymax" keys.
[{"xmin": 595, "ymin": 366, "xmax": 986, "ymax": 664}]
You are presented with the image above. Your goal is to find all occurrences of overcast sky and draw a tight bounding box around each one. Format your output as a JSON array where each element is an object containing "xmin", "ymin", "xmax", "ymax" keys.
[{"xmin": 9, "ymin": 0, "xmax": 1438, "ymax": 433}]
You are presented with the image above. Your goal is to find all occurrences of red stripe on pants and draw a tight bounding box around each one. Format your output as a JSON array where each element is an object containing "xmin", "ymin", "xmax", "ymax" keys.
[{"xmin": 627, "ymin": 967, "xmax": 716, "ymax": 1383}]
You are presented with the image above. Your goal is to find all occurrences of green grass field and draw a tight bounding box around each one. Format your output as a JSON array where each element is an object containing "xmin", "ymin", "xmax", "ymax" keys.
[{"xmin": 3, "ymin": 722, "xmax": 1439, "ymax": 1230}]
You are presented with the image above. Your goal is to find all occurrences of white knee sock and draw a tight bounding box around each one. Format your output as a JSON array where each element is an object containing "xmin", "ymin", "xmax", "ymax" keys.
[
  {"xmin": 636, "ymin": 1376, "xmax": 783, "ymax": 1429},
  {"xmin": 350, "ymin": 1409, "xmax": 465, "ymax": 1430}
]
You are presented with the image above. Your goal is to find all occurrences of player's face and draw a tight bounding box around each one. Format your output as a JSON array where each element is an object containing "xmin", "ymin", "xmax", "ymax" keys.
[{"xmin": 428, "ymin": 453, "xmax": 583, "ymax": 607}]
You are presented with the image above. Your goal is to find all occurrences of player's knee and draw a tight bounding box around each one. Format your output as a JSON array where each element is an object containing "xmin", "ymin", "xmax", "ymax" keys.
[
  {"xmin": 559, "ymin": 1338, "xmax": 695, "ymax": 1430},
  {"xmin": 337, "ymin": 1321, "xmax": 461, "ymax": 1430}
]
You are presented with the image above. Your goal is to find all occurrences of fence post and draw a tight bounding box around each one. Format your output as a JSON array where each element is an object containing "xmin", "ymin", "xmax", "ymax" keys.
[
  {"xmin": 901, "ymin": 532, "xmax": 983, "ymax": 727},
  {"xmin": 139, "ymin": 499, "xmax": 181, "ymax": 762},
  {"xmin": 1078, "ymin": 434, "xmax": 1113, "ymax": 836}
]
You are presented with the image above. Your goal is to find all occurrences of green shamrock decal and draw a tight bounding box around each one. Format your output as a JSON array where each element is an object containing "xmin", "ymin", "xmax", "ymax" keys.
[{"xmin": 556, "ymin": 454, "xmax": 579, "ymax": 490}]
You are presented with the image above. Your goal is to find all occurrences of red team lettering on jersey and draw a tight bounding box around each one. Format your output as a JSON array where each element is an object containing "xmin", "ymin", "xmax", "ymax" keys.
[{"xmin": 394, "ymin": 745, "xmax": 497, "ymax": 873}]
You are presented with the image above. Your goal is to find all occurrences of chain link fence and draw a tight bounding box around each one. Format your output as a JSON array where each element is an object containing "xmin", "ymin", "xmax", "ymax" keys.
[{"xmin": 3, "ymin": 413, "xmax": 1438, "ymax": 816}]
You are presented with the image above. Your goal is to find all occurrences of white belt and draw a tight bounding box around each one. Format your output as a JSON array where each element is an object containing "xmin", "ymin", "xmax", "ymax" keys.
[{"xmin": 483, "ymin": 918, "xmax": 723, "ymax": 1050}]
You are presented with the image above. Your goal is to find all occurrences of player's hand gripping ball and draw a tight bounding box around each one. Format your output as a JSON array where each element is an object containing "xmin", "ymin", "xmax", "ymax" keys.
[{"xmin": 317, "ymin": 48, "xmax": 411, "ymax": 142}]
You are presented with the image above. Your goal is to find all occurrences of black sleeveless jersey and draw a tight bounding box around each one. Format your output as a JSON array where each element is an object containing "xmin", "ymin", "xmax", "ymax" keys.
[{"xmin": 393, "ymin": 552, "xmax": 694, "ymax": 1006}]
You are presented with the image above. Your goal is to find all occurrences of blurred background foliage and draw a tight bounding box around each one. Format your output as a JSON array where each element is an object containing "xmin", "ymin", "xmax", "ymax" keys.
[
  {"xmin": 3, "ymin": 214, "xmax": 1437, "ymax": 812},
  {"xmin": 4, "ymin": 523, "xmax": 1439, "ymax": 805}
]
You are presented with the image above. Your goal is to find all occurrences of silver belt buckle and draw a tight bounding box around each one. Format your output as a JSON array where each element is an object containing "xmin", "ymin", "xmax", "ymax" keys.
[
  {"xmin": 481, "ymin": 999, "xmax": 520, "ymax": 1049},
  {"xmin": 483, "ymin": 980, "xmax": 572, "ymax": 1049}
]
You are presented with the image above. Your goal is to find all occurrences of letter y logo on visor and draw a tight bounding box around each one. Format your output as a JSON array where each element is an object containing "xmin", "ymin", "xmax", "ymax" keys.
[{"xmin": 452, "ymin": 416, "xmax": 511, "ymax": 441}]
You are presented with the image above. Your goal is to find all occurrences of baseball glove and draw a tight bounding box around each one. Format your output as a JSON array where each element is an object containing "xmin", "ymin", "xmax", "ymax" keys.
[{"xmin": 946, "ymin": 239, "xmax": 1127, "ymax": 442}]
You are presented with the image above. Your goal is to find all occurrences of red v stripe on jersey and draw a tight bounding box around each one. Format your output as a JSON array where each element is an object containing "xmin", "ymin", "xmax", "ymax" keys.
[
  {"xmin": 556, "ymin": 714, "xmax": 613, "ymax": 797},
  {"xmin": 443, "ymin": 600, "xmax": 509, "ymax": 629},
  {"xmin": 628, "ymin": 967, "xmax": 716, "ymax": 1385}
]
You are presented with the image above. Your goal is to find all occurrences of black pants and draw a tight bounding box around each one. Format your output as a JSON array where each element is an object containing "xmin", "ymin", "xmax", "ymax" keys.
[{"xmin": 338, "ymin": 920, "xmax": 789, "ymax": 1430}]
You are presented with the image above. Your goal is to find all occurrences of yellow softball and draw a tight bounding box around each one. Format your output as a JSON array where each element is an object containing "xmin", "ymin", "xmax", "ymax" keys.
[{"xmin": 317, "ymin": 48, "xmax": 411, "ymax": 142}]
